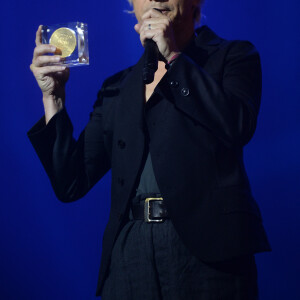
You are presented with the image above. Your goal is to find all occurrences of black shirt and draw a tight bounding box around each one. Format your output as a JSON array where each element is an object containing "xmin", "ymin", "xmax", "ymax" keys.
[{"xmin": 135, "ymin": 90, "xmax": 163, "ymax": 197}]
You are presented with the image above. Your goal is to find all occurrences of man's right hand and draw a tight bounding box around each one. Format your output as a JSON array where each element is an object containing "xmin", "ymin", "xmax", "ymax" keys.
[{"xmin": 30, "ymin": 25, "xmax": 70, "ymax": 124}]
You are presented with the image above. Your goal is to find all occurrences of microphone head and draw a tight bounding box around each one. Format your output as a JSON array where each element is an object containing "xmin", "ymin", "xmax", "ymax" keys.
[
  {"xmin": 143, "ymin": 67, "xmax": 155, "ymax": 84},
  {"xmin": 143, "ymin": 39, "xmax": 159, "ymax": 84}
]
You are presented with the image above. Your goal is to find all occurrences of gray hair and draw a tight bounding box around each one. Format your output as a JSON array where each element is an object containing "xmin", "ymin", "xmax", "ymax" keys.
[{"xmin": 126, "ymin": 0, "xmax": 205, "ymax": 23}]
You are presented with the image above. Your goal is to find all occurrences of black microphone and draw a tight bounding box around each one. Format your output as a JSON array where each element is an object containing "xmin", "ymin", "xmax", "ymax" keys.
[{"xmin": 143, "ymin": 39, "xmax": 159, "ymax": 84}]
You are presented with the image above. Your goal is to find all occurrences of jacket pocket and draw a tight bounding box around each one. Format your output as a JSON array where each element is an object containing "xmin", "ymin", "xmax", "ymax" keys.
[{"xmin": 212, "ymin": 185, "xmax": 262, "ymax": 219}]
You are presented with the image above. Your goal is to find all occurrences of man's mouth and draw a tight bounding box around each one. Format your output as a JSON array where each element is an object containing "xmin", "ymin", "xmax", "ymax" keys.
[{"xmin": 153, "ymin": 7, "xmax": 171, "ymax": 15}]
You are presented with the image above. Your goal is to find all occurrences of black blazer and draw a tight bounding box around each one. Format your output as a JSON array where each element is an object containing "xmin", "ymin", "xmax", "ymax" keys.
[{"xmin": 28, "ymin": 26, "xmax": 271, "ymax": 297}]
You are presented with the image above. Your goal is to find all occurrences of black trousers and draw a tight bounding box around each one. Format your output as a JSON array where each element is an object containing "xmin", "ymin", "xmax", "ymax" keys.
[{"xmin": 101, "ymin": 202, "xmax": 259, "ymax": 300}]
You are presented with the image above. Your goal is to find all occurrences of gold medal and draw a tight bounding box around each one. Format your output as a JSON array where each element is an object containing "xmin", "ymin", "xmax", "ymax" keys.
[{"xmin": 50, "ymin": 27, "xmax": 76, "ymax": 58}]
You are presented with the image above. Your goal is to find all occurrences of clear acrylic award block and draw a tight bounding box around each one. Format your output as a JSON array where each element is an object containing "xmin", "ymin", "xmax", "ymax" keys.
[{"xmin": 41, "ymin": 22, "xmax": 89, "ymax": 67}]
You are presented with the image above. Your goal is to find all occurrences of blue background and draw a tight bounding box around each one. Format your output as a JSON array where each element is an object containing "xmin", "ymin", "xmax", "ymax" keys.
[{"xmin": 1, "ymin": 0, "xmax": 299, "ymax": 299}]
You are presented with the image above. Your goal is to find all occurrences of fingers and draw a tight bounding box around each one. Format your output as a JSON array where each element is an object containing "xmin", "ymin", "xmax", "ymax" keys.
[
  {"xmin": 34, "ymin": 26, "xmax": 60, "ymax": 65},
  {"xmin": 30, "ymin": 64, "xmax": 67, "ymax": 76},
  {"xmin": 33, "ymin": 55, "xmax": 63, "ymax": 67},
  {"xmin": 135, "ymin": 8, "xmax": 170, "ymax": 33},
  {"xmin": 32, "ymin": 28, "xmax": 66, "ymax": 74},
  {"xmin": 141, "ymin": 20, "xmax": 169, "ymax": 33},
  {"xmin": 141, "ymin": 18, "xmax": 170, "ymax": 31},
  {"xmin": 142, "ymin": 28, "xmax": 159, "ymax": 41},
  {"xmin": 136, "ymin": 8, "xmax": 170, "ymax": 39},
  {"xmin": 33, "ymin": 44, "xmax": 57, "ymax": 60},
  {"xmin": 134, "ymin": 24, "xmax": 141, "ymax": 34},
  {"xmin": 139, "ymin": 20, "xmax": 169, "ymax": 46},
  {"xmin": 140, "ymin": 9, "xmax": 170, "ymax": 30},
  {"xmin": 35, "ymin": 25, "xmax": 43, "ymax": 46},
  {"xmin": 141, "ymin": 8, "xmax": 168, "ymax": 21},
  {"xmin": 134, "ymin": 8, "xmax": 179, "ymax": 61}
]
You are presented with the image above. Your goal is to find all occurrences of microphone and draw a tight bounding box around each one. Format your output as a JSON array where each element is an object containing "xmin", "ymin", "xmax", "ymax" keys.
[{"xmin": 143, "ymin": 39, "xmax": 159, "ymax": 84}]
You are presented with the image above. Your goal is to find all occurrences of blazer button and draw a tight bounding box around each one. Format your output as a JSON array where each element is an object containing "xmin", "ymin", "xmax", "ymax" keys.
[
  {"xmin": 181, "ymin": 87, "xmax": 190, "ymax": 96},
  {"xmin": 118, "ymin": 139, "xmax": 126, "ymax": 149},
  {"xmin": 170, "ymin": 80, "xmax": 179, "ymax": 88}
]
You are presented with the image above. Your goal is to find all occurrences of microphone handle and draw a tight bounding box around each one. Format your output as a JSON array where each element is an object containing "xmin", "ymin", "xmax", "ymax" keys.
[{"xmin": 143, "ymin": 39, "xmax": 159, "ymax": 84}]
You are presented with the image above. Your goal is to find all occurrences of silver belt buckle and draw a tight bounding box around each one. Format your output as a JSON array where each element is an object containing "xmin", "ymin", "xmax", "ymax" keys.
[{"xmin": 144, "ymin": 197, "xmax": 164, "ymax": 223}]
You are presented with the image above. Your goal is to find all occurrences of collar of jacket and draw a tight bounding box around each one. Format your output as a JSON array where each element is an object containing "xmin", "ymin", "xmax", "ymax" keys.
[
  {"xmin": 194, "ymin": 25, "xmax": 225, "ymax": 47},
  {"xmin": 101, "ymin": 25, "xmax": 224, "ymax": 96},
  {"xmin": 182, "ymin": 25, "xmax": 225, "ymax": 67},
  {"xmin": 114, "ymin": 25, "xmax": 225, "ymax": 130}
]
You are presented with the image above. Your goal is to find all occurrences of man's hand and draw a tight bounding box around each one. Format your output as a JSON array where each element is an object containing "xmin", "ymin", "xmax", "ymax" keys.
[
  {"xmin": 30, "ymin": 25, "xmax": 70, "ymax": 124},
  {"xmin": 134, "ymin": 9, "xmax": 180, "ymax": 62}
]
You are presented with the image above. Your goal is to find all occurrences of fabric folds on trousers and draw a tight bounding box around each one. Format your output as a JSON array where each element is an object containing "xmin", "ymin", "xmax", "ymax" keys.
[{"xmin": 101, "ymin": 198, "xmax": 259, "ymax": 300}]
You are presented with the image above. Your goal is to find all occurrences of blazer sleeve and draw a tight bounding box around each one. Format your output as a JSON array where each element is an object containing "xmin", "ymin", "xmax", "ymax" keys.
[
  {"xmin": 27, "ymin": 93, "xmax": 111, "ymax": 202},
  {"xmin": 166, "ymin": 40, "xmax": 262, "ymax": 147}
]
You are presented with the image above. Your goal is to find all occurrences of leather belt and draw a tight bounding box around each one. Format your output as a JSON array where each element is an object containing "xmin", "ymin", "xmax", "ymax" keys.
[{"xmin": 131, "ymin": 195, "xmax": 169, "ymax": 223}]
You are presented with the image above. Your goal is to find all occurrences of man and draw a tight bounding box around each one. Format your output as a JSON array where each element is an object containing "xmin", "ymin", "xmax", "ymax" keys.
[{"xmin": 28, "ymin": 0, "xmax": 271, "ymax": 298}]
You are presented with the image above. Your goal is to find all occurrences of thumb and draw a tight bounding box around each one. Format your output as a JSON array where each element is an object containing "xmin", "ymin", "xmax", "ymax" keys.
[{"xmin": 134, "ymin": 23, "xmax": 141, "ymax": 34}]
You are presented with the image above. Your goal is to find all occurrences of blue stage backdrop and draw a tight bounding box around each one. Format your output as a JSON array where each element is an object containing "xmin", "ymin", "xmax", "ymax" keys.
[{"xmin": 0, "ymin": 0, "xmax": 299, "ymax": 299}]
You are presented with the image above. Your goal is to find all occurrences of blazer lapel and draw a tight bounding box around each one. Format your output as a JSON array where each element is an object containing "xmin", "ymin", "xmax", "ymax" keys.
[
  {"xmin": 167, "ymin": 26, "xmax": 225, "ymax": 128},
  {"xmin": 184, "ymin": 25, "xmax": 224, "ymax": 68}
]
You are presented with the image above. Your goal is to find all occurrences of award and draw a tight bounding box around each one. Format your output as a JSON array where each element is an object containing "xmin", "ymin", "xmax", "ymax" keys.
[{"xmin": 41, "ymin": 22, "xmax": 89, "ymax": 67}]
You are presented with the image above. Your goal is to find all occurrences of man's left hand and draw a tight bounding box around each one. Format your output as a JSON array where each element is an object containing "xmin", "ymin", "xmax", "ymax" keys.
[{"xmin": 134, "ymin": 8, "xmax": 180, "ymax": 62}]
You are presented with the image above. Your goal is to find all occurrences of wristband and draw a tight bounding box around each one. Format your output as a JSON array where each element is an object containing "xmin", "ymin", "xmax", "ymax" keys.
[
  {"xmin": 167, "ymin": 53, "xmax": 180, "ymax": 64},
  {"xmin": 165, "ymin": 53, "xmax": 181, "ymax": 70}
]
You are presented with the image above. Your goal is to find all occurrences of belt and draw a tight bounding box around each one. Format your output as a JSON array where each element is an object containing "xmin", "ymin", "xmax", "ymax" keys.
[{"xmin": 130, "ymin": 194, "xmax": 169, "ymax": 223}]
